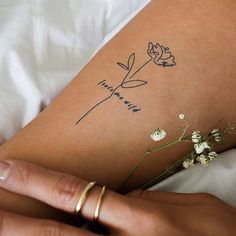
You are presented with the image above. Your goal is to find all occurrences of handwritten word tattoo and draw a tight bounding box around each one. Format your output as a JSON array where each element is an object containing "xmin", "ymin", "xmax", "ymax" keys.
[
  {"xmin": 75, "ymin": 42, "xmax": 176, "ymax": 125},
  {"xmin": 97, "ymin": 80, "xmax": 141, "ymax": 112}
]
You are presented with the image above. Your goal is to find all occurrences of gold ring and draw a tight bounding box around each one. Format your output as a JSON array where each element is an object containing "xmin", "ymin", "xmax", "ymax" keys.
[
  {"xmin": 94, "ymin": 186, "xmax": 106, "ymax": 221},
  {"xmin": 75, "ymin": 181, "xmax": 97, "ymax": 215}
]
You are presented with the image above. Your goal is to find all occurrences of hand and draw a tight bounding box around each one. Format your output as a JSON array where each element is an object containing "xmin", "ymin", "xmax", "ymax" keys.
[{"xmin": 0, "ymin": 160, "xmax": 236, "ymax": 236}]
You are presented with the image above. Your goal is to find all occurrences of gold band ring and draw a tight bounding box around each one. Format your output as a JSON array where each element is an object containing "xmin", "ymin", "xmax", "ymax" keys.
[
  {"xmin": 75, "ymin": 181, "xmax": 97, "ymax": 215},
  {"xmin": 94, "ymin": 186, "xmax": 106, "ymax": 221}
]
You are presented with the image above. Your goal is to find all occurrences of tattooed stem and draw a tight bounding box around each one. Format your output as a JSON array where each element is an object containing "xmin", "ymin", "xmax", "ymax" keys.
[
  {"xmin": 75, "ymin": 71, "xmax": 132, "ymax": 125},
  {"xmin": 75, "ymin": 94, "xmax": 113, "ymax": 125},
  {"xmin": 129, "ymin": 58, "xmax": 152, "ymax": 80},
  {"xmin": 75, "ymin": 55, "xmax": 136, "ymax": 125}
]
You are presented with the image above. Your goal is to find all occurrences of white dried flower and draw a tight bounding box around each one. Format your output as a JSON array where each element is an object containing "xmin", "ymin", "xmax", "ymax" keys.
[
  {"xmin": 211, "ymin": 128, "xmax": 219, "ymax": 135},
  {"xmin": 215, "ymin": 136, "xmax": 223, "ymax": 143},
  {"xmin": 194, "ymin": 141, "xmax": 210, "ymax": 154},
  {"xmin": 192, "ymin": 131, "xmax": 202, "ymax": 143},
  {"xmin": 214, "ymin": 136, "xmax": 222, "ymax": 143},
  {"xmin": 210, "ymin": 129, "xmax": 223, "ymax": 143},
  {"xmin": 183, "ymin": 159, "xmax": 194, "ymax": 169},
  {"xmin": 208, "ymin": 151, "xmax": 218, "ymax": 160},
  {"xmin": 197, "ymin": 154, "xmax": 209, "ymax": 166},
  {"xmin": 179, "ymin": 114, "xmax": 185, "ymax": 120},
  {"xmin": 150, "ymin": 128, "xmax": 167, "ymax": 142}
]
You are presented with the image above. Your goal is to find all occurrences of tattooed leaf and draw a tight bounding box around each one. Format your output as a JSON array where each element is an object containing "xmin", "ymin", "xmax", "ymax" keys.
[
  {"xmin": 122, "ymin": 80, "xmax": 148, "ymax": 89},
  {"xmin": 128, "ymin": 53, "xmax": 135, "ymax": 69},
  {"xmin": 117, "ymin": 62, "xmax": 129, "ymax": 70}
]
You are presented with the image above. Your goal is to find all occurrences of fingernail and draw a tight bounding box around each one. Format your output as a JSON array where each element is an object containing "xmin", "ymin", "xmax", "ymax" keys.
[{"xmin": 0, "ymin": 161, "xmax": 11, "ymax": 181}]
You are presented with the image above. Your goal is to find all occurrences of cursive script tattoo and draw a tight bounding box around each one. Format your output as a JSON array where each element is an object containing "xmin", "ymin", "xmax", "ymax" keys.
[
  {"xmin": 97, "ymin": 80, "xmax": 141, "ymax": 112},
  {"xmin": 75, "ymin": 42, "xmax": 176, "ymax": 125}
]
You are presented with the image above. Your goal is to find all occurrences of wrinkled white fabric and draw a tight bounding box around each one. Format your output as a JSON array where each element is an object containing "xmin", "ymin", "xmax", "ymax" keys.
[
  {"xmin": 0, "ymin": 0, "xmax": 150, "ymax": 142},
  {"xmin": 150, "ymin": 149, "xmax": 236, "ymax": 208},
  {"xmin": 0, "ymin": 0, "xmax": 235, "ymax": 206}
]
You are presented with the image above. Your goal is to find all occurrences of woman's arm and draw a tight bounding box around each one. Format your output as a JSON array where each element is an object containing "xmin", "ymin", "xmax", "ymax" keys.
[{"xmin": 0, "ymin": 0, "xmax": 235, "ymax": 218}]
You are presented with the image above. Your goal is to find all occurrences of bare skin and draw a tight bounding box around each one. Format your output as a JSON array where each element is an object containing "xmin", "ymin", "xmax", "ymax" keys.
[{"xmin": 0, "ymin": 0, "xmax": 235, "ymax": 219}]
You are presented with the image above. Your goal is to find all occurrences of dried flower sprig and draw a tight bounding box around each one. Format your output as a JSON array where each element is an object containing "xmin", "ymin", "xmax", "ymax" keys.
[
  {"xmin": 119, "ymin": 115, "xmax": 235, "ymax": 192},
  {"xmin": 182, "ymin": 122, "xmax": 236, "ymax": 169}
]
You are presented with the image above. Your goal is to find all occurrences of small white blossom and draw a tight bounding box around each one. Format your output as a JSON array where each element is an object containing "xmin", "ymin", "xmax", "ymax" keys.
[
  {"xmin": 208, "ymin": 151, "xmax": 218, "ymax": 160},
  {"xmin": 150, "ymin": 128, "xmax": 166, "ymax": 142},
  {"xmin": 194, "ymin": 141, "xmax": 210, "ymax": 154},
  {"xmin": 183, "ymin": 159, "xmax": 194, "ymax": 169},
  {"xmin": 211, "ymin": 129, "xmax": 223, "ymax": 143},
  {"xmin": 211, "ymin": 128, "xmax": 219, "ymax": 135},
  {"xmin": 215, "ymin": 136, "xmax": 222, "ymax": 143},
  {"xmin": 192, "ymin": 131, "xmax": 202, "ymax": 143},
  {"xmin": 179, "ymin": 114, "xmax": 185, "ymax": 120},
  {"xmin": 197, "ymin": 154, "xmax": 209, "ymax": 166}
]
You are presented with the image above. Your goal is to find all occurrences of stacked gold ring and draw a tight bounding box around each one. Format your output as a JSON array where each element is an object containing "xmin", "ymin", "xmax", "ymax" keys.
[
  {"xmin": 75, "ymin": 181, "xmax": 106, "ymax": 221},
  {"xmin": 75, "ymin": 181, "xmax": 97, "ymax": 215},
  {"xmin": 94, "ymin": 186, "xmax": 106, "ymax": 221}
]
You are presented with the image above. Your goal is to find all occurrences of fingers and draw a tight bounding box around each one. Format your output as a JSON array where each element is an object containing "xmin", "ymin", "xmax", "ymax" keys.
[
  {"xmin": 0, "ymin": 210, "xmax": 96, "ymax": 236},
  {"xmin": 127, "ymin": 189, "xmax": 220, "ymax": 206},
  {"xmin": 0, "ymin": 160, "xmax": 131, "ymax": 229}
]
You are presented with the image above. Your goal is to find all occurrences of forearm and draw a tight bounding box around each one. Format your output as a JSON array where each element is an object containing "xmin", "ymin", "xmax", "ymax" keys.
[{"xmin": 0, "ymin": 0, "xmax": 235, "ymax": 218}]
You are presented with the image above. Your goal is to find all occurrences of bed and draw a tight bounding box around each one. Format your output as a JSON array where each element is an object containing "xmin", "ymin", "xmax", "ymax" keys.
[{"xmin": 0, "ymin": 0, "xmax": 235, "ymax": 207}]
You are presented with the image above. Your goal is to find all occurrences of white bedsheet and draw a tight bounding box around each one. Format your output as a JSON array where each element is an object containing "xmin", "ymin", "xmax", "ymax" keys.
[{"xmin": 0, "ymin": 0, "xmax": 235, "ymax": 206}]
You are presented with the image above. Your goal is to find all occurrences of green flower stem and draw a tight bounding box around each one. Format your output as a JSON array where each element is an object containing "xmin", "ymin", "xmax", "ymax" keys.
[
  {"xmin": 179, "ymin": 122, "xmax": 189, "ymax": 140},
  {"xmin": 149, "ymin": 138, "xmax": 191, "ymax": 154},
  {"xmin": 138, "ymin": 152, "xmax": 193, "ymax": 190},
  {"xmin": 119, "ymin": 136, "xmax": 191, "ymax": 192}
]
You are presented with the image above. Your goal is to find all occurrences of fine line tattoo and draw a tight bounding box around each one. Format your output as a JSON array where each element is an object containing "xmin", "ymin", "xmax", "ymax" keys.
[
  {"xmin": 97, "ymin": 80, "xmax": 141, "ymax": 112},
  {"xmin": 75, "ymin": 42, "xmax": 176, "ymax": 125}
]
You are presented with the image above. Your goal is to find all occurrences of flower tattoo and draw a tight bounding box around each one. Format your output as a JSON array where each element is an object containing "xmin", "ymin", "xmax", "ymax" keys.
[
  {"xmin": 147, "ymin": 42, "xmax": 176, "ymax": 67},
  {"xmin": 75, "ymin": 42, "xmax": 176, "ymax": 125}
]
